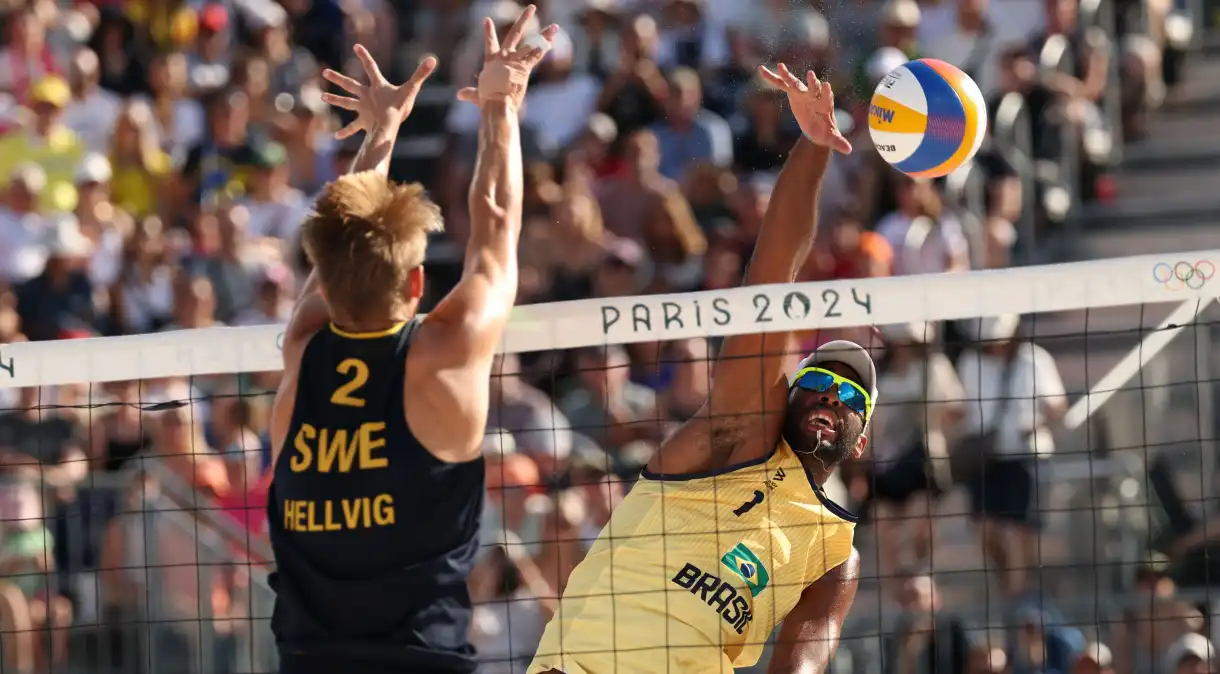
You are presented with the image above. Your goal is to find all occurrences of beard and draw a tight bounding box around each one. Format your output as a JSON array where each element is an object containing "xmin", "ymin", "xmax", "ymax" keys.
[{"xmin": 781, "ymin": 406, "xmax": 863, "ymax": 466}]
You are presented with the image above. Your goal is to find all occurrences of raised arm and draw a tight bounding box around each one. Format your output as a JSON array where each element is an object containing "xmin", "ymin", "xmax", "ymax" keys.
[
  {"xmin": 424, "ymin": 6, "xmax": 556, "ymax": 358},
  {"xmin": 270, "ymin": 49, "xmax": 436, "ymax": 461},
  {"xmin": 648, "ymin": 68, "xmax": 851, "ymax": 474},
  {"xmin": 404, "ymin": 6, "xmax": 557, "ymax": 459},
  {"xmin": 280, "ymin": 47, "xmax": 438, "ymax": 362}
]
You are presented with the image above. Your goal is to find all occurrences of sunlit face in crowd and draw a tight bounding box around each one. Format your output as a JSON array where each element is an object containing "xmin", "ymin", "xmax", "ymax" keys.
[{"xmin": 782, "ymin": 361, "xmax": 868, "ymax": 465}]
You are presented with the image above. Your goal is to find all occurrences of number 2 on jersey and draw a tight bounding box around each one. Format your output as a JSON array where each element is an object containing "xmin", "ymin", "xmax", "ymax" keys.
[{"xmin": 331, "ymin": 358, "xmax": 369, "ymax": 407}]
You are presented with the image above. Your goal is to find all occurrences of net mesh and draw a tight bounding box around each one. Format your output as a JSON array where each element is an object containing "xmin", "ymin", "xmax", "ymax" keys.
[{"xmin": 1, "ymin": 249, "xmax": 1218, "ymax": 674}]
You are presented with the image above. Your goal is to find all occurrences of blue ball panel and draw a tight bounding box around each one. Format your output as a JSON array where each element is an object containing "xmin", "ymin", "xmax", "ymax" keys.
[{"xmin": 893, "ymin": 60, "xmax": 968, "ymax": 175}]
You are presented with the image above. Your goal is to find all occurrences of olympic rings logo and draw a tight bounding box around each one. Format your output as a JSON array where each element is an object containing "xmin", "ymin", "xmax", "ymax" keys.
[{"xmin": 1153, "ymin": 260, "xmax": 1217, "ymax": 290}]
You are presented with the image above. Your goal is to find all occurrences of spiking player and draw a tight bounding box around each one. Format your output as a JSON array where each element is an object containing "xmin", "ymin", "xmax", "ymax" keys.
[
  {"xmin": 530, "ymin": 65, "xmax": 869, "ymax": 674},
  {"xmin": 266, "ymin": 7, "xmax": 556, "ymax": 674}
]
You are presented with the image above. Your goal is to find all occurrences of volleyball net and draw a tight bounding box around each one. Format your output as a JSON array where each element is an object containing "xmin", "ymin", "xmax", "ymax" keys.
[{"xmin": 1, "ymin": 249, "xmax": 1219, "ymax": 674}]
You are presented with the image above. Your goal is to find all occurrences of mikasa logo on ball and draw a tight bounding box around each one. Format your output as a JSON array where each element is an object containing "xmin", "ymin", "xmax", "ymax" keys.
[
  {"xmin": 867, "ymin": 57, "xmax": 987, "ymax": 178},
  {"xmin": 869, "ymin": 104, "xmax": 896, "ymax": 124}
]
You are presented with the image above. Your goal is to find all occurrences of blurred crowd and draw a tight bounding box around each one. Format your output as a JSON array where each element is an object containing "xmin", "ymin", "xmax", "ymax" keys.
[{"xmin": 0, "ymin": 0, "xmax": 1204, "ymax": 672}]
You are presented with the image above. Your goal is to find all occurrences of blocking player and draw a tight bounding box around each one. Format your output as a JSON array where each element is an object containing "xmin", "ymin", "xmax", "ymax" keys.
[
  {"xmin": 529, "ymin": 65, "xmax": 868, "ymax": 674},
  {"xmin": 266, "ymin": 7, "xmax": 556, "ymax": 674}
]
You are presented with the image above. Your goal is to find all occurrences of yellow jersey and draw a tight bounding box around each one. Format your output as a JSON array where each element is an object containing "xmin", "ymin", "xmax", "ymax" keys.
[
  {"xmin": 528, "ymin": 440, "xmax": 856, "ymax": 674},
  {"xmin": 0, "ymin": 127, "xmax": 85, "ymax": 213}
]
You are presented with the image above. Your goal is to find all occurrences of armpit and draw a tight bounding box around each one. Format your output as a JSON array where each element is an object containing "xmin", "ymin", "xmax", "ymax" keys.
[{"xmin": 708, "ymin": 417, "xmax": 749, "ymax": 467}]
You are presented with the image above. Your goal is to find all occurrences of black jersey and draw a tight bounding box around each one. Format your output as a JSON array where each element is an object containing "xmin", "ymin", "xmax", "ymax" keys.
[{"xmin": 268, "ymin": 319, "xmax": 485, "ymax": 673}]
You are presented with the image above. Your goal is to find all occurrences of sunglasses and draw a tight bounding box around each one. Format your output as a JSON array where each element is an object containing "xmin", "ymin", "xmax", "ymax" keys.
[{"xmin": 791, "ymin": 366, "xmax": 872, "ymax": 421}]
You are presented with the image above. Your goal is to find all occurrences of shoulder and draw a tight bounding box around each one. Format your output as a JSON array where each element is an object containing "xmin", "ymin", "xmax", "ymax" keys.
[
  {"xmin": 48, "ymin": 126, "xmax": 83, "ymax": 152},
  {"xmin": 1015, "ymin": 342, "xmax": 1052, "ymax": 367},
  {"xmin": 805, "ymin": 546, "xmax": 860, "ymax": 596},
  {"xmin": 1022, "ymin": 342, "xmax": 1061, "ymax": 376}
]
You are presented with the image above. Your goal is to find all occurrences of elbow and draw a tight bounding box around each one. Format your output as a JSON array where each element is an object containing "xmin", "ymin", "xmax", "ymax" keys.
[{"xmin": 469, "ymin": 194, "xmax": 513, "ymax": 232}]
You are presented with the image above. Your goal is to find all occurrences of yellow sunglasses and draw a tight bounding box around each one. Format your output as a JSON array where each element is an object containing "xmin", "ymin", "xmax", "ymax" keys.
[{"xmin": 790, "ymin": 366, "xmax": 873, "ymax": 421}]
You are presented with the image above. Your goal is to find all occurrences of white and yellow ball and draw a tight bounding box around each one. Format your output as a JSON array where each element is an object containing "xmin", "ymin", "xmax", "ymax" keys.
[{"xmin": 868, "ymin": 58, "xmax": 987, "ymax": 178}]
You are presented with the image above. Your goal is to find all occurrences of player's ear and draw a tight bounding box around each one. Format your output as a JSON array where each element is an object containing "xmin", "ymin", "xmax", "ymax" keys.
[
  {"xmin": 851, "ymin": 434, "xmax": 867, "ymax": 459},
  {"xmin": 406, "ymin": 265, "xmax": 425, "ymax": 300}
]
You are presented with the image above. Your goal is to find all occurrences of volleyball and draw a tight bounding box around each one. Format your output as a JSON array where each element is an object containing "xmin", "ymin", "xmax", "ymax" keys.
[{"xmin": 868, "ymin": 58, "xmax": 988, "ymax": 178}]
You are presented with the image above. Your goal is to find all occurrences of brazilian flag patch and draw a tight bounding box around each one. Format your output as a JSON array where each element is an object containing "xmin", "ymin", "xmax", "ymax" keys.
[{"xmin": 721, "ymin": 542, "xmax": 769, "ymax": 597}]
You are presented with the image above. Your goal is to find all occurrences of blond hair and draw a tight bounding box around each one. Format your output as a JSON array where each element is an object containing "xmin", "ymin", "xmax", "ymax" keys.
[{"xmin": 301, "ymin": 171, "xmax": 444, "ymax": 325}]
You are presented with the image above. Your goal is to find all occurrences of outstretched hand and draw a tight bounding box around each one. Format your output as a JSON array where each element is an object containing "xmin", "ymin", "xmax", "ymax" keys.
[
  {"xmin": 321, "ymin": 45, "xmax": 438, "ymax": 140},
  {"xmin": 457, "ymin": 4, "xmax": 559, "ymax": 109},
  {"xmin": 759, "ymin": 63, "xmax": 852, "ymax": 155}
]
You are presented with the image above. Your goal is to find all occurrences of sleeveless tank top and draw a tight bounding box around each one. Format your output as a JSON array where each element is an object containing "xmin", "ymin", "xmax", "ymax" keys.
[
  {"xmin": 529, "ymin": 440, "xmax": 856, "ymax": 673},
  {"xmin": 268, "ymin": 319, "xmax": 485, "ymax": 673}
]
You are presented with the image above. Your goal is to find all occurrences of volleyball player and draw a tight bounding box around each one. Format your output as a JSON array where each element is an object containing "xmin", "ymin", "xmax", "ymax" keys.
[
  {"xmin": 529, "ymin": 65, "xmax": 866, "ymax": 674},
  {"xmin": 265, "ymin": 7, "xmax": 556, "ymax": 674}
]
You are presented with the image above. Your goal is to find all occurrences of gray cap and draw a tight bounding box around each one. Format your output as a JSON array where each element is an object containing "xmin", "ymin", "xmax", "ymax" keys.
[{"xmin": 793, "ymin": 340, "xmax": 879, "ymax": 413}]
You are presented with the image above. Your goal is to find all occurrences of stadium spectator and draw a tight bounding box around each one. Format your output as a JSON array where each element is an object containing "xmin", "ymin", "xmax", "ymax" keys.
[
  {"xmin": 804, "ymin": 203, "xmax": 894, "ymax": 281},
  {"xmin": 15, "ymin": 214, "xmax": 98, "ymax": 342},
  {"xmin": 957, "ymin": 314, "xmax": 1068, "ymax": 601},
  {"xmin": 597, "ymin": 128, "xmax": 677, "ymax": 241},
  {"xmin": 884, "ymin": 572, "xmax": 974, "ymax": 674},
  {"xmin": 657, "ymin": 337, "xmax": 713, "ymax": 420},
  {"xmin": 1075, "ymin": 643, "xmax": 1116, "ymax": 674},
  {"xmin": 0, "ymin": 75, "xmax": 86, "ymax": 214},
  {"xmin": 560, "ymin": 345, "xmax": 669, "ymax": 454},
  {"xmin": 0, "ymin": 4, "xmax": 63, "ymax": 104},
  {"xmin": 0, "ymin": 478, "xmax": 72, "ymax": 673},
  {"xmin": 108, "ymin": 100, "xmax": 172, "ymax": 218},
  {"xmin": 63, "ymin": 47, "xmax": 121, "ymax": 153},
  {"xmin": 1165, "ymin": 634, "xmax": 1216, "ymax": 674},
  {"xmin": 0, "ymin": 163, "xmax": 49, "ymax": 285},
  {"xmin": 86, "ymin": 379, "xmax": 152, "ymax": 474},
  {"xmin": 876, "ymin": 175, "xmax": 971, "ymax": 276},
  {"xmin": 650, "ymin": 66, "xmax": 733, "ymax": 179},
  {"xmin": 142, "ymin": 50, "xmax": 205, "ymax": 163},
  {"xmin": 1109, "ymin": 558, "xmax": 1212, "ymax": 674},
  {"xmin": 236, "ymin": 140, "xmax": 309, "ymax": 240},
  {"xmin": 490, "ymin": 353, "xmax": 574, "ymax": 475},
  {"xmin": 469, "ymin": 532, "xmax": 556, "ymax": 674},
  {"xmin": 484, "ymin": 451, "xmax": 549, "ymax": 556},
  {"xmin": 869, "ymin": 322, "xmax": 964, "ymax": 585},
  {"xmin": 1010, "ymin": 606, "xmax": 1086, "ymax": 674},
  {"xmin": 74, "ymin": 154, "xmax": 125, "ymax": 289},
  {"xmin": 115, "ymin": 214, "xmax": 175, "ymax": 334}
]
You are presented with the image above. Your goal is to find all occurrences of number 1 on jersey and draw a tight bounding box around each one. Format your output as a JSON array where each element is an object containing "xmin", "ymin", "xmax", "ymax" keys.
[{"xmin": 331, "ymin": 358, "xmax": 370, "ymax": 407}]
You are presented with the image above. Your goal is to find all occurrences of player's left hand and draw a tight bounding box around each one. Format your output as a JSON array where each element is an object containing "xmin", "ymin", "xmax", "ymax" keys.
[
  {"xmin": 456, "ymin": 4, "xmax": 559, "ymax": 110},
  {"xmin": 321, "ymin": 45, "xmax": 438, "ymax": 140},
  {"xmin": 759, "ymin": 63, "xmax": 852, "ymax": 155}
]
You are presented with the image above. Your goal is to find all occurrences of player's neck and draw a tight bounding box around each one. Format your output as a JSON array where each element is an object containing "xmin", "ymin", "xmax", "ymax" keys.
[
  {"xmin": 779, "ymin": 437, "xmax": 835, "ymax": 487},
  {"xmin": 331, "ymin": 310, "xmax": 415, "ymax": 335},
  {"xmin": 796, "ymin": 453, "xmax": 835, "ymax": 488}
]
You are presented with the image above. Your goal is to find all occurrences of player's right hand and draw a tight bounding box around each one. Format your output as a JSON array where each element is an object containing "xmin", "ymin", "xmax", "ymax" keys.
[
  {"xmin": 457, "ymin": 4, "xmax": 558, "ymax": 110},
  {"xmin": 321, "ymin": 46, "xmax": 438, "ymax": 140},
  {"xmin": 759, "ymin": 63, "xmax": 852, "ymax": 155}
]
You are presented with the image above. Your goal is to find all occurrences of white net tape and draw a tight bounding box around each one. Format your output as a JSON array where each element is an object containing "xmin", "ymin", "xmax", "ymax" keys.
[{"xmin": 0, "ymin": 249, "xmax": 1214, "ymax": 389}]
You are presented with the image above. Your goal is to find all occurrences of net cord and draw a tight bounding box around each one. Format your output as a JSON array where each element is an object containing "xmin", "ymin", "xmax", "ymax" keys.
[{"xmin": 0, "ymin": 249, "xmax": 1216, "ymax": 389}]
